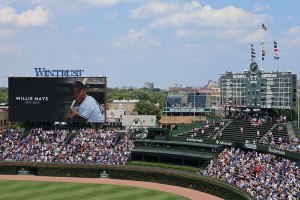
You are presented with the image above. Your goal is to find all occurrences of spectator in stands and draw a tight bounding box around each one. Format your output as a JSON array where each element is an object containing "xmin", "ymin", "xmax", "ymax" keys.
[
  {"xmin": 202, "ymin": 147, "xmax": 300, "ymax": 199},
  {"xmin": 0, "ymin": 128, "xmax": 133, "ymax": 165},
  {"xmin": 64, "ymin": 81, "xmax": 104, "ymax": 123},
  {"xmin": 240, "ymin": 127, "xmax": 244, "ymax": 134}
]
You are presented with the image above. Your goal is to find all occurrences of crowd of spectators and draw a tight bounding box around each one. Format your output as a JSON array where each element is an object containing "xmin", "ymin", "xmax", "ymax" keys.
[
  {"xmin": 228, "ymin": 111, "xmax": 287, "ymax": 124},
  {"xmin": 260, "ymin": 131, "xmax": 300, "ymax": 153},
  {"xmin": 65, "ymin": 129, "xmax": 133, "ymax": 164},
  {"xmin": 201, "ymin": 147, "xmax": 300, "ymax": 199},
  {"xmin": 0, "ymin": 128, "xmax": 134, "ymax": 165}
]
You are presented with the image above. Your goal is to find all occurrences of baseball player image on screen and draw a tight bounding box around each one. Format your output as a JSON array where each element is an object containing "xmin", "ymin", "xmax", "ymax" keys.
[{"xmin": 64, "ymin": 80, "xmax": 104, "ymax": 123}]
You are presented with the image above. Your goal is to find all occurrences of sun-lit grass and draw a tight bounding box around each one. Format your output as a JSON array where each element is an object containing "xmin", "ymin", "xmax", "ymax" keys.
[{"xmin": 0, "ymin": 180, "xmax": 190, "ymax": 200}]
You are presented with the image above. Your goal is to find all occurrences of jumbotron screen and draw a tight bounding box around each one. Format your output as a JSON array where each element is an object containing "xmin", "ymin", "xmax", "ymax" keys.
[{"xmin": 9, "ymin": 77, "xmax": 106, "ymax": 123}]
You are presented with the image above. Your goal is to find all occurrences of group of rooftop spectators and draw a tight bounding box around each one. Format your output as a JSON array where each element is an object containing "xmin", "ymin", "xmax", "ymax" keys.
[
  {"xmin": 201, "ymin": 147, "xmax": 300, "ymax": 199},
  {"xmin": 0, "ymin": 128, "xmax": 134, "ymax": 165},
  {"xmin": 228, "ymin": 111, "xmax": 286, "ymax": 122},
  {"xmin": 260, "ymin": 131, "xmax": 300, "ymax": 153}
]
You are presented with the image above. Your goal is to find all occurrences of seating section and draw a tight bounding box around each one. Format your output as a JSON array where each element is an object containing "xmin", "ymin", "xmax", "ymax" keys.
[
  {"xmin": 201, "ymin": 147, "xmax": 300, "ymax": 199},
  {"xmin": 166, "ymin": 95, "xmax": 182, "ymax": 107},
  {"xmin": 187, "ymin": 93, "xmax": 206, "ymax": 108},
  {"xmin": 178, "ymin": 120, "xmax": 227, "ymax": 139},
  {"xmin": 0, "ymin": 128, "xmax": 134, "ymax": 164},
  {"xmin": 221, "ymin": 119, "xmax": 274, "ymax": 143}
]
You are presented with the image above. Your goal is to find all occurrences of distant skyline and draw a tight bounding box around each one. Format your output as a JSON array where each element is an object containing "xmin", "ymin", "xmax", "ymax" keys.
[{"xmin": 0, "ymin": 0, "xmax": 299, "ymax": 88}]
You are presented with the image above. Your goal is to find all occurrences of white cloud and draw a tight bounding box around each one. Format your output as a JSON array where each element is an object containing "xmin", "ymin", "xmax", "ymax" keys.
[
  {"xmin": 282, "ymin": 37, "xmax": 300, "ymax": 47},
  {"xmin": 0, "ymin": 43, "xmax": 22, "ymax": 56},
  {"xmin": 217, "ymin": 29, "xmax": 246, "ymax": 39},
  {"xmin": 25, "ymin": 0, "xmax": 122, "ymax": 12},
  {"xmin": 0, "ymin": 29, "xmax": 15, "ymax": 38},
  {"xmin": 0, "ymin": 5, "xmax": 54, "ymax": 27},
  {"xmin": 85, "ymin": 0, "xmax": 120, "ymax": 7},
  {"xmin": 144, "ymin": 1, "xmax": 269, "ymax": 41},
  {"xmin": 174, "ymin": 28, "xmax": 210, "ymax": 38},
  {"xmin": 74, "ymin": 26, "xmax": 86, "ymax": 33},
  {"xmin": 253, "ymin": 3, "xmax": 270, "ymax": 12},
  {"xmin": 282, "ymin": 26, "xmax": 300, "ymax": 47},
  {"xmin": 237, "ymin": 29, "xmax": 270, "ymax": 44},
  {"xmin": 17, "ymin": 5, "xmax": 54, "ymax": 27},
  {"xmin": 175, "ymin": 29, "xmax": 191, "ymax": 38},
  {"xmin": 150, "ymin": 2, "xmax": 267, "ymax": 29},
  {"xmin": 113, "ymin": 28, "xmax": 160, "ymax": 47},
  {"xmin": 130, "ymin": 1, "xmax": 179, "ymax": 19},
  {"xmin": 287, "ymin": 26, "xmax": 300, "ymax": 35},
  {"xmin": 0, "ymin": 0, "xmax": 15, "ymax": 6},
  {"xmin": 104, "ymin": 10, "xmax": 118, "ymax": 20}
]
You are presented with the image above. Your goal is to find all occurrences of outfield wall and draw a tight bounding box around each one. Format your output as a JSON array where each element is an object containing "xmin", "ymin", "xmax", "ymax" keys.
[{"xmin": 0, "ymin": 162, "xmax": 253, "ymax": 200}]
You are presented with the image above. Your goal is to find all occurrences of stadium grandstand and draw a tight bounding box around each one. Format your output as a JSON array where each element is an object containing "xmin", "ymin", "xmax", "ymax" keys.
[
  {"xmin": 0, "ymin": 128, "xmax": 133, "ymax": 164},
  {"xmin": 1, "ymin": 64, "xmax": 300, "ymax": 199}
]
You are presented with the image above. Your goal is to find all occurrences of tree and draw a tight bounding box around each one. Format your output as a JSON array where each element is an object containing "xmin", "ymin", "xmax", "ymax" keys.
[
  {"xmin": 134, "ymin": 100, "xmax": 161, "ymax": 119},
  {"xmin": 0, "ymin": 88, "xmax": 8, "ymax": 103}
]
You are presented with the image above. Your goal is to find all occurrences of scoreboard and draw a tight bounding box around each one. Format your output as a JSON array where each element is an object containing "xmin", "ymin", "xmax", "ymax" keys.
[{"xmin": 220, "ymin": 62, "xmax": 297, "ymax": 109}]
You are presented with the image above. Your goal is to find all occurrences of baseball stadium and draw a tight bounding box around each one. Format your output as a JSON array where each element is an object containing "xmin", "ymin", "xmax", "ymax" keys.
[{"xmin": 0, "ymin": 61, "xmax": 299, "ymax": 200}]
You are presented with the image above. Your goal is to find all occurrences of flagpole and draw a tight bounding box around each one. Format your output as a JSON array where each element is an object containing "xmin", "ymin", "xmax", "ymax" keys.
[{"xmin": 260, "ymin": 23, "xmax": 267, "ymax": 70}]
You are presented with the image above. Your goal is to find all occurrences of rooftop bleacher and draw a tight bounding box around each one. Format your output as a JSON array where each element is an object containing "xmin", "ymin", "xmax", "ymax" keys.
[{"xmin": 187, "ymin": 93, "xmax": 206, "ymax": 107}]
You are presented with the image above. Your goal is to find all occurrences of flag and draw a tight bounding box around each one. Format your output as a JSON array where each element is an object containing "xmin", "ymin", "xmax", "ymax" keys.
[
  {"xmin": 274, "ymin": 41, "xmax": 279, "ymax": 60},
  {"xmin": 261, "ymin": 42, "xmax": 266, "ymax": 61},
  {"xmin": 262, "ymin": 23, "xmax": 267, "ymax": 31},
  {"xmin": 250, "ymin": 43, "xmax": 256, "ymax": 61}
]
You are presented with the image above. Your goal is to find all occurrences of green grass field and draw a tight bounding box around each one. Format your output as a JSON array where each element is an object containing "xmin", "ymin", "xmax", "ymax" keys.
[{"xmin": 0, "ymin": 180, "xmax": 189, "ymax": 200}]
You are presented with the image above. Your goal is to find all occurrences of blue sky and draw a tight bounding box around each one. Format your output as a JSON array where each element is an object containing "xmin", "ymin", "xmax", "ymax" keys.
[{"xmin": 0, "ymin": 0, "xmax": 299, "ymax": 88}]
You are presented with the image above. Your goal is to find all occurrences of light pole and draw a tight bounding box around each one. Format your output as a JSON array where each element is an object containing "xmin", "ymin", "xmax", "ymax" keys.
[
  {"xmin": 165, "ymin": 97, "xmax": 168, "ymax": 130},
  {"xmin": 194, "ymin": 87, "xmax": 196, "ymax": 122},
  {"xmin": 297, "ymin": 91, "xmax": 300, "ymax": 129}
]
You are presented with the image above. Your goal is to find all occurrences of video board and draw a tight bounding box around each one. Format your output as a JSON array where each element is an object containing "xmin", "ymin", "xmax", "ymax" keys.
[{"xmin": 9, "ymin": 77, "xmax": 106, "ymax": 123}]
